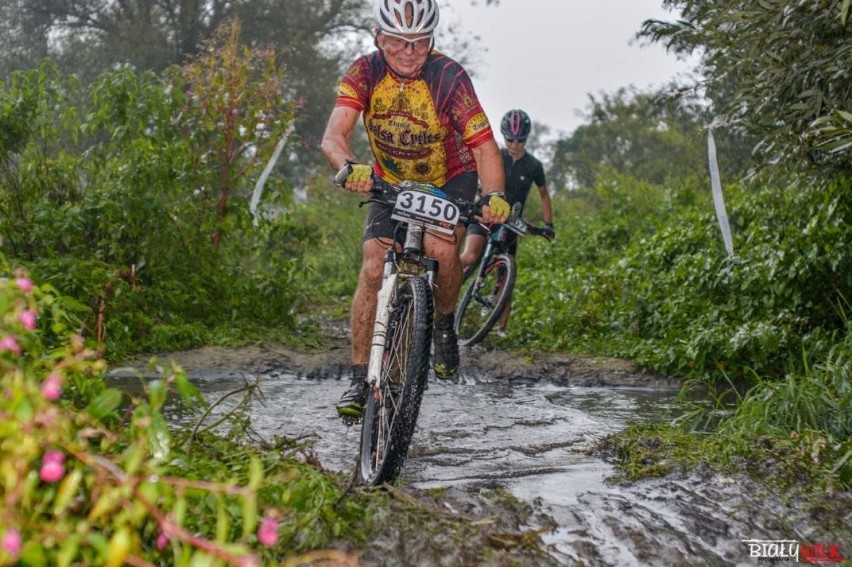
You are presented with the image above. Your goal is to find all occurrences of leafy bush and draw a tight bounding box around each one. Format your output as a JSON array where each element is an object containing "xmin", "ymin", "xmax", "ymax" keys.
[
  {"xmin": 641, "ymin": 0, "xmax": 852, "ymax": 173},
  {"xmin": 0, "ymin": 264, "xmax": 368, "ymax": 566},
  {"xmin": 512, "ymin": 172, "xmax": 851, "ymax": 386},
  {"xmin": 0, "ymin": 24, "xmax": 312, "ymax": 359}
]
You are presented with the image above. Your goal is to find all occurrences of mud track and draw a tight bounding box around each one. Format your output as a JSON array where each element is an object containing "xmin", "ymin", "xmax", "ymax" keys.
[
  {"xmin": 148, "ymin": 340, "xmax": 678, "ymax": 390},
  {"xmin": 127, "ymin": 339, "xmax": 850, "ymax": 566}
]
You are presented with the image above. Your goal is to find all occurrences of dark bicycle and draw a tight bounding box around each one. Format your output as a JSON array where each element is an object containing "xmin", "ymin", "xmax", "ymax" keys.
[
  {"xmin": 335, "ymin": 169, "xmax": 477, "ymax": 485},
  {"xmin": 454, "ymin": 204, "xmax": 552, "ymax": 347}
]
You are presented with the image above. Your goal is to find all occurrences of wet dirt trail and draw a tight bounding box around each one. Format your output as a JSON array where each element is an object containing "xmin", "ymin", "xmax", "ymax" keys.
[{"xmin": 112, "ymin": 345, "xmax": 851, "ymax": 566}]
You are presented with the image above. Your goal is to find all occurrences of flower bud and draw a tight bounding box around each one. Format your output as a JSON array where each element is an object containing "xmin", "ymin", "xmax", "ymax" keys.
[
  {"xmin": 0, "ymin": 335, "xmax": 20, "ymax": 355},
  {"xmin": 257, "ymin": 516, "xmax": 279, "ymax": 547},
  {"xmin": 16, "ymin": 278, "xmax": 34, "ymax": 293},
  {"xmin": 2, "ymin": 529, "xmax": 21, "ymax": 557},
  {"xmin": 40, "ymin": 450, "xmax": 66, "ymax": 483},
  {"xmin": 19, "ymin": 310, "xmax": 37, "ymax": 331},
  {"xmin": 42, "ymin": 374, "xmax": 63, "ymax": 401}
]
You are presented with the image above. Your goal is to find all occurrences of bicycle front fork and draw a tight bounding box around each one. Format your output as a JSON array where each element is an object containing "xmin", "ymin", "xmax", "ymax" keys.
[{"xmin": 367, "ymin": 269, "xmax": 397, "ymax": 389}]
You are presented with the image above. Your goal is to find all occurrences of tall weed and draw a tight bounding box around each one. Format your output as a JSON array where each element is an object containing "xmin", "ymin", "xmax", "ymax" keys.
[{"xmin": 0, "ymin": 28, "xmax": 308, "ymax": 358}]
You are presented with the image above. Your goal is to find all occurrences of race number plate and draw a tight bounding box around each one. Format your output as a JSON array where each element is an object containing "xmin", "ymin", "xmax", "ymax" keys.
[{"xmin": 391, "ymin": 189, "xmax": 460, "ymax": 235}]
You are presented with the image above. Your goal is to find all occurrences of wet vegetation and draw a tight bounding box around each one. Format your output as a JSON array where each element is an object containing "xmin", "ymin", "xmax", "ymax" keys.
[{"xmin": 0, "ymin": 0, "xmax": 850, "ymax": 564}]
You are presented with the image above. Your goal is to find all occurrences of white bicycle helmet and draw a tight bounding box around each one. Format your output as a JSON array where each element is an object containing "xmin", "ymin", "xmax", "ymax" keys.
[{"xmin": 375, "ymin": 0, "xmax": 440, "ymax": 34}]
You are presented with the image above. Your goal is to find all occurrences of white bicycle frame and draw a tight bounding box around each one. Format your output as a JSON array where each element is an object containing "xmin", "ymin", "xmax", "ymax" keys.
[
  {"xmin": 367, "ymin": 272, "xmax": 397, "ymax": 389},
  {"xmin": 366, "ymin": 223, "xmax": 432, "ymax": 389}
]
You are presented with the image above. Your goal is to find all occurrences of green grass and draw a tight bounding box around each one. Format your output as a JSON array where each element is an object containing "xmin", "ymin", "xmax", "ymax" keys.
[{"xmin": 604, "ymin": 341, "xmax": 852, "ymax": 493}]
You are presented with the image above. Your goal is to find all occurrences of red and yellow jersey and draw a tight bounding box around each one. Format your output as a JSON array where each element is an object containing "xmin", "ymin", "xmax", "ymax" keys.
[{"xmin": 335, "ymin": 50, "xmax": 494, "ymax": 186}]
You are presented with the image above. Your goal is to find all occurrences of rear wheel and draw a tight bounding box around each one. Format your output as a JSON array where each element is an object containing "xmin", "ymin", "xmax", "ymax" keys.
[
  {"xmin": 359, "ymin": 276, "xmax": 433, "ymax": 485},
  {"xmin": 454, "ymin": 253, "xmax": 516, "ymax": 347}
]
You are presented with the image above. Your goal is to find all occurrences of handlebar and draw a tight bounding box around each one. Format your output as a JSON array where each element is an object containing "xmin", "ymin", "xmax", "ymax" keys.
[
  {"xmin": 526, "ymin": 224, "xmax": 555, "ymax": 241},
  {"xmin": 481, "ymin": 203, "xmax": 553, "ymax": 241},
  {"xmin": 372, "ymin": 178, "xmax": 481, "ymax": 224},
  {"xmin": 333, "ymin": 163, "xmax": 548, "ymax": 237}
]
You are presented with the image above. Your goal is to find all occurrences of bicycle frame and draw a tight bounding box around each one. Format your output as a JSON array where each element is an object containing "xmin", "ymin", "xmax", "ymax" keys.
[
  {"xmin": 355, "ymin": 178, "xmax": 480, "ymax": 485},
  {"xmin": 366, "ymin": 224, "xmax": 437, "ymax": 389},
  {"xmin": 469, "ymin": 205, "xmax": 527, "ymax": 281},
  {"xmin": 455, "ymin": 204, "xmax": 549, "ymax": 346}
]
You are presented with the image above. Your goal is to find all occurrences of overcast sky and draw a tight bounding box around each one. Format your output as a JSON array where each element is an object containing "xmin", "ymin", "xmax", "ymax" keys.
[{"xmin": 440, "ymin": 0, "xmax": 696, "ymax": 141}]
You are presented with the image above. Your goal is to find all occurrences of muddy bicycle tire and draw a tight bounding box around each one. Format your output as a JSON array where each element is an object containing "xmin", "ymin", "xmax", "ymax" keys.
[
  {"xmin": 359, "ymin": 276, "xmax": 433, "ymax": 485},
  {"xmin": 454, "ymin": 253, "xmax": 516, "ymax": 347}
]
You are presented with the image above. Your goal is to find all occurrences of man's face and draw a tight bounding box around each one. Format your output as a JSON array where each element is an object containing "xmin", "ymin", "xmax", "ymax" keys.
[{"xmin": 377, "ymin": 31, "xmax": 432, "ymax": 77}]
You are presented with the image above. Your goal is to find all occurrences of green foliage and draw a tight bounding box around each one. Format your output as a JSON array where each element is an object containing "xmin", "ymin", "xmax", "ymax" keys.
[
  {"xmin": 0, "ymin": 2, "xmax": 372, "ymax": 177},
  {"xmin": 0, "ymin": 26, "xmax": 311, "ymax": 359},
  {"xmin": 0, "ymin": 0, "xmax": 371, "ymax": 78},
  {"xmin": 512, "ymin": 173, "xmax": 851, "ymax": 387},
  {"xmin": 291, "ymin": 177, "xmax": 372, "ymax": 315},
  {"xmin": 641, "ymin": 0, "xmax": 852, "ymax": 175},
  {"xmin": 625, "ymin": 177, "xmax": 850, "ymax": 378},
  {"xmin": 602, "ymin": 419, "xmax": 850, "ymax": 492},
  {"xmin": 606, "ymin": 318, "xmax": 851, "ymax": 491},
  {"xmin": 719, "ymin": 317, "xmax": 851, "ymax": 487},
  {"xmin": 547, "ymin": 87, "xmax": 755, "ymax": 190},
  {"xmin": 509, "ymin": 171, "xmax": 705, "ymax": 351},
  {"xmin": 181, "ymin": 19, "xmax": 291, "ymax": 243},
  {"xmin": 0, "ymin": 264, "xmax": 372, "ymax": 566}
]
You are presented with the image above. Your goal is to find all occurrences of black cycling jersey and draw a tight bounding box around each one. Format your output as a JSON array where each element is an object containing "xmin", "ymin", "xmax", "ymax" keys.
[
  {"xmin": 502, "ymin": 148, "xmax": 546, "ymax": 215},
  {"xmin": 466, "ymin": 149, "xmax": 546, "ymax": 254}
]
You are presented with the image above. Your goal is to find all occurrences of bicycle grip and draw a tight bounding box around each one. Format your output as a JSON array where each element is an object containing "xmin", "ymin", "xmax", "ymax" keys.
[
  {"xmin": 527, "ymin": 225, "xmax": 553, "ymax": 240},
  {"xmin": 333, "ymin": 162, "xmax": 352, "ymax": 187}
]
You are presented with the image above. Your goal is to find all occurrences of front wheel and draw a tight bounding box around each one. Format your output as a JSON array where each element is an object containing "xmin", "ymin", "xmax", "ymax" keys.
[
  {"xmin": 454, "ymin": 253, "xmax": 516, "ymax": 347},
  {"xmin": 359, "ymin": 276, "xmax": 433, "ymax": 485}
]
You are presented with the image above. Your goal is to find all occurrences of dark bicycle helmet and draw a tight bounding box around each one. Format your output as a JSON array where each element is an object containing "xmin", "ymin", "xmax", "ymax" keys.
[{"xmin": 500, "ymin": 109, "xmax": 531, "ymax": 142}]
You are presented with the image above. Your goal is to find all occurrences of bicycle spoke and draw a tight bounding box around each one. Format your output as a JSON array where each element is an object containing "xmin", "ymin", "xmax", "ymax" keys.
[
  {"xmin": 360, "ymin": 277, "xmax": 432, "ymax": 485},
  {"xmin": 455, "ymin": 254, "xmax": 516, "ymax": 347}
]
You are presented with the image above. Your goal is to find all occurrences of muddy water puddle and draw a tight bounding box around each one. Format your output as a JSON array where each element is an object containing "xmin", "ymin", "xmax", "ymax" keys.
[{"xmin": 111, "ymin": 368, "xmax": 838, "ymax": 566}]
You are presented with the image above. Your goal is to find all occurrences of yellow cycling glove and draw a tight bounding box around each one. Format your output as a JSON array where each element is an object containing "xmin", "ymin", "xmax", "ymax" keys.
[
  {"xmin": 482, "ymin": 192, "xmax": 510, "ymax": 219},
  {"xmin": 334, "ymin": 160, "xmax": 372, "ymax": 187}
]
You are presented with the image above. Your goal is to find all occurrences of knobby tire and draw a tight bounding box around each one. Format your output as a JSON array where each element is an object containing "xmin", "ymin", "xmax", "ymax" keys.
[
  {"xmin": 359, "ymin": 276, "xmax": 433, "ymax": 485},
  {"xmin": 454, "ymin": 253, "xmax": 516, "ymax": 347}
]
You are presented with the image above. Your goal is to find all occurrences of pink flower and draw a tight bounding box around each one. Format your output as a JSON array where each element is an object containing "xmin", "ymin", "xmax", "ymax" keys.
[
  {"xmin": 41, "ymin": 373, "xmax": 63, "ymax": 401},
  {"xmin": 40, "ymin": 450, "xmax": 65, "ymax": 483},
  {"xmin": 2, "ymin": 528, "xmax": 21, "ymax": 557},
  {"xmin": 16, "ymin": 278, "xmax": 33, "ymax": 294},
  {"xmin": 44, "ymin": 450, "xmax": 64, "ymax": 464},
  {"xmin": 257, "ymin": 517, "xmax": 279, "ymax": 547},
  {"xmin": 19, "ymin": 310, "xmax": 37, "ymax": 331},
  {"xmin": 156, "ymin": 532, "xmax": 169, "ymax": 551},
  {"xmin": 0, "ymin": 335, "xmax": 20, "ymax": 355}
]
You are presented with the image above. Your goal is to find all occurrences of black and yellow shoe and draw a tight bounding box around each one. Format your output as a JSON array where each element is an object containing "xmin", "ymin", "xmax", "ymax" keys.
[
  {"xmin": 433, "ymin": 314, "xmax": 459, "ymax": 379},
  {"xmin": 337, "ymin": 365, "xmax": 368, "ymax": 419}
]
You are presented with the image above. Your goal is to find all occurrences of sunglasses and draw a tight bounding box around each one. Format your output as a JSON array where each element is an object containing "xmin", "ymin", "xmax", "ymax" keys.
[
  {"xmin": 380, "ymin": 31, "xmax": 433, "ymax": 53},
  {"xmin": 505, "ymin": 138, "xmax": 527, "ymax": 144}
]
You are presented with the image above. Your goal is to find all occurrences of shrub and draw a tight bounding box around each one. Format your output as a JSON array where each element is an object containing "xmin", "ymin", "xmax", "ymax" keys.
[{"xmin": 0, "ymin": 263, "xmax": 365, "ymax": 566}]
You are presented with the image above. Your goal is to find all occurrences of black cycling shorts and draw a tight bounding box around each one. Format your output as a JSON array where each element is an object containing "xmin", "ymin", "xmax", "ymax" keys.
[{"xmin": 362, "ymin": 171, "xmax": 478, "ymax": 243}]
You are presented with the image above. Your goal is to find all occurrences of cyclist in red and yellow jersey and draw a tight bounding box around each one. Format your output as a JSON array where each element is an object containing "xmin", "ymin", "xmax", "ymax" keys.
[{"xmin": 321, "ymin": 0, "xmax": 510, "ymax": 419}]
